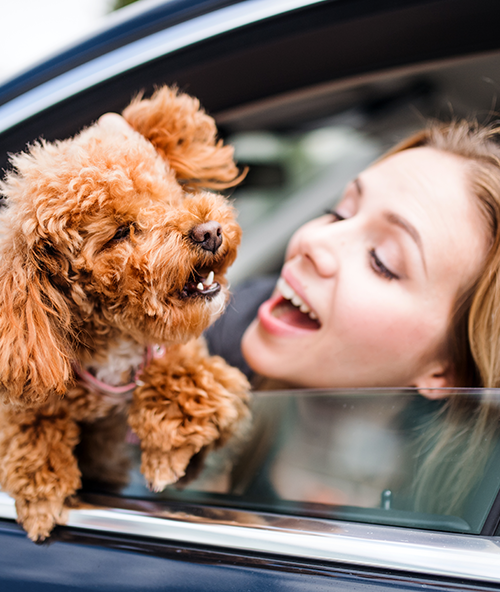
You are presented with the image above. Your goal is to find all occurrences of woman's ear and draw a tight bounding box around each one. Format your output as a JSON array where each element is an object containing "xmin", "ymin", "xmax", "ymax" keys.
[{"xmin": 413, "ymin": 362, "xmax": 453, "ymax": 399}]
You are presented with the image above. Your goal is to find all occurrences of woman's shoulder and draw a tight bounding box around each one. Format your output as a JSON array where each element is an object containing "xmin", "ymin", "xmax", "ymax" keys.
[{"xmin": 205, "ymin": 275, "xmax": 277, "ymax": 378}]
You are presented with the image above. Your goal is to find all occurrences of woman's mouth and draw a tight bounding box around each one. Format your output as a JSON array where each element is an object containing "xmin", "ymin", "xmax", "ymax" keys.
[
  {"xmin": 276, "ymin": 277, "xmax": 318, "ymax": 320},
  {"xmin": 257, "ymin": 277, "xmax": 321, "ymax": 336}
]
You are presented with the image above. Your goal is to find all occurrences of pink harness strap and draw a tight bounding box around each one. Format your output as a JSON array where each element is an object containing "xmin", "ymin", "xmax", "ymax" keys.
[{"xmin": 72, "ymin": 344, "xmax": 166, "ymax": 402}]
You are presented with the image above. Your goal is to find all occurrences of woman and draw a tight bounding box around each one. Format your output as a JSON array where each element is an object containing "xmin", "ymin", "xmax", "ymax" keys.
[
  {"xmin": 205, "ymin": 120, "xmax": 500, "ymax": 517},
  {"xmin": 209, "ymin": 120, "xmax": 500, "ymax": 392}
]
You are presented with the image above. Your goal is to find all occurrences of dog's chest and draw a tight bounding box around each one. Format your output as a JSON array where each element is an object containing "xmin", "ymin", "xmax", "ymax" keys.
[{"xmin": 89, "ymin": 340, "xmax": 145, "ymax": 387}]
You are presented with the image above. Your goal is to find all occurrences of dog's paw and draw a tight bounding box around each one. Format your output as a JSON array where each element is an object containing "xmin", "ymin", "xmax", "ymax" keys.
[
  {"xmin": 142, "ymin": 446, "xmax": 196, "ymax": 492},
  {"xmin": 15, "ymin": 498, "xmax": 68, "ymax": 542}
]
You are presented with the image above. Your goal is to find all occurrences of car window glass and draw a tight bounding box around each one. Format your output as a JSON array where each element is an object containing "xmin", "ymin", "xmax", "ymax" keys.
[{"xmin": 84, "ymin": 389, "xmax": 500, "ymax": 536}]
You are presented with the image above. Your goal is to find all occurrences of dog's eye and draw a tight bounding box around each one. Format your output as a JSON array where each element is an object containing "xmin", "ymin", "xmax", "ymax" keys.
[
  {"xmin": 101, "ymin": 224, "xmax": 136, "ymax": 251},
  {"xmin": 112, "ymin": 225, "xmax": 132, "ymax": 241}
]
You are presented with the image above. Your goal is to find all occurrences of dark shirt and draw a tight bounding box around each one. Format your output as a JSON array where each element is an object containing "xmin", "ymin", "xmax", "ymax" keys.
[{"xmin": 205, "ymin": 276, "xmax": 277, "ymax": 379}]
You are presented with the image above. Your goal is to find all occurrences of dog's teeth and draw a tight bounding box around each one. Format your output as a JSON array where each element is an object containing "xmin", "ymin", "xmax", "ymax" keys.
[
  {"xmin": 197, "ymin": 282, "xmax": 204, "ymax": 291},
  {"xmin": 205, "ymin": 271, "xmax": 215, "ymax": 286}
]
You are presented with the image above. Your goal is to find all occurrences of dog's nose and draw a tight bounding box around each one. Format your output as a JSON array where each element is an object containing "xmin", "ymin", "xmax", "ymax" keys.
[{"xmin": 190, "ymin": 220, "xmax": 223, "ymax": 253}]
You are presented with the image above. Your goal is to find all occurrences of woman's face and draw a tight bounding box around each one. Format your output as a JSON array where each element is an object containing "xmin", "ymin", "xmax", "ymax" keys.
[{"xmin": 242, "ymin": 147, "xmax": 489, "ymax": 389}]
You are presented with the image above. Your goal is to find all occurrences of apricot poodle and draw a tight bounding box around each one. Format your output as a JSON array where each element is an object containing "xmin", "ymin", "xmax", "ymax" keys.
[{"xmin": 0, "ymin": 87, "xmax": 250, "ymax": 541}]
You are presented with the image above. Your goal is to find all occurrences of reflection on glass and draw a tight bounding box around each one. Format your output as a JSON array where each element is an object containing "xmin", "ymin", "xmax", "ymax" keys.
[{"xmin": 83, "ymin": 388, "xmax": 500, "ymax": 535}]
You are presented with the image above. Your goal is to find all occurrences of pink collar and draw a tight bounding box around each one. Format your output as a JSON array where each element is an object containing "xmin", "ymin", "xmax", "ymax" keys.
[{"xmin": 72, "ymin": 344, "xmax": 166, "ymax": 403}]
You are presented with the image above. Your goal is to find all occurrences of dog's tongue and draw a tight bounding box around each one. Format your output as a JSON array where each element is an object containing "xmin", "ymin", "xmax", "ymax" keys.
[{"xmin": 272, "ymin": 298, "xmax": 320, "ymax": 329}]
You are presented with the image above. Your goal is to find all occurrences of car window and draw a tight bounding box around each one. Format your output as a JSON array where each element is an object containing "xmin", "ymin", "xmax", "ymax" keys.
[{"xmin": 84, "ymin": 388, "xmax": 500, "ymax": 536}]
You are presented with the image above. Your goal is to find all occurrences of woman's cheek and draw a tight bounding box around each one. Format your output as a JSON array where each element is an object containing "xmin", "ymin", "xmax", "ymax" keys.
[
  {"xmin": 338, "ymin": 289, "xmax": 411, "ymax": 350},
  {"xmin": 352, "ymin": 295, "xmax": 439, "ymax": 364}
]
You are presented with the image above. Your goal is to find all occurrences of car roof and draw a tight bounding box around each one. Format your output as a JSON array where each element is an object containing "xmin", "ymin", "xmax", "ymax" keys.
[{"xmin": 0, "ymin": 0, "xmax": 242, "ymax": 107}]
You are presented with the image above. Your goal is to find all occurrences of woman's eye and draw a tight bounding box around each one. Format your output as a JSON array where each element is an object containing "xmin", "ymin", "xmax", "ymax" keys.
[
  {"xmin": 326, "ymin": 209, "xmax": 345, "ymax": 222},
  {"xmin": 369, "ymin": 248, "xmax": 399, "ymax": 281}
]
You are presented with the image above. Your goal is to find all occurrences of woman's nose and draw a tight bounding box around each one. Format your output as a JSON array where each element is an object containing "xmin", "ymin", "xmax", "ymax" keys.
[{"xmin": 297, "ymin": 224, "xmax": 340, "ymax": 277}]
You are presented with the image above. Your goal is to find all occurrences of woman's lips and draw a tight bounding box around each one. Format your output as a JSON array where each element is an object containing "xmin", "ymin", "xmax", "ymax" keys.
[{"xmin": 257, "ymin": 291, "xmax": 321, "ymax": 337}]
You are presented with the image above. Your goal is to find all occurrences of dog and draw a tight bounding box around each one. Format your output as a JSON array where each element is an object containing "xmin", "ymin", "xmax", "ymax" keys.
[{"xmin": 0, "ymin": 86, "xmax": 250, "ymax": 541}]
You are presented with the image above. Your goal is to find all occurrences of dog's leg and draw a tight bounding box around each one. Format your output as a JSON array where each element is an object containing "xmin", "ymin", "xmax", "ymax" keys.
[
  {"xmin": 0, "ymin": 402, "xmax": 81, "ymax": 542},
  {"xmin": 128, "ymin": 339, "xmax": 250, "ymax": 491}
]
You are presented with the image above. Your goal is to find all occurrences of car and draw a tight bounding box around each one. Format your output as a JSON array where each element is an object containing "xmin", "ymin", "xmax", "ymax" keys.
[{"xmin": 1, "ymin": 0, "xmax": 500, "ymax": 590}]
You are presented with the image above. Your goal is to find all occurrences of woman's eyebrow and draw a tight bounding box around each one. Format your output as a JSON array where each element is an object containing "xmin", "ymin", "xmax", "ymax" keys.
[
  {"xmin": 385, "ymin": 211, "xmax": 428, "ymax": 275},
  {"xmin": 355, "ymin": 176, "xmax": 427, "ymax": 274}
]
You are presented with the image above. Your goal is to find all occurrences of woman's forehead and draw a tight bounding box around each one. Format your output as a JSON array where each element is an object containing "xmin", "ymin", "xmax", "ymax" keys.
[
  {"xmin": 360, "ymin": 148, "xmax": 473, "ymax": 222},
  {"xmin": 363, "ymin": 147, "xmax": 465, "ymax": 195}
]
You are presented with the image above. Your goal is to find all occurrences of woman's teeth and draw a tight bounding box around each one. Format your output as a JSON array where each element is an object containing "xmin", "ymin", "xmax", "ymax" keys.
[
  {"xmin": 276, "ymin": 277, "xmax": 318, "ymax": 320},
  {"xmin": 196, "ymin": 270, "xmax": 216, "ymax": 291}
]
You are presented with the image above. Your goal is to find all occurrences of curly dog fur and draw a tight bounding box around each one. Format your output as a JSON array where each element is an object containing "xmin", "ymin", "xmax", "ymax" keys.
[{"xmin": 0, "ymin": 87, "xmax": 250, "ymax": 541}]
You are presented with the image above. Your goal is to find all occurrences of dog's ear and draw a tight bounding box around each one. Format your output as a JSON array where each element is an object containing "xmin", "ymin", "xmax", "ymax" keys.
[
  {"xmin": 0, "ymin": 249, "xmax": 74, "ymax": 406},
  {"xmin": 0, "ymin": 148, "xmax": 75, "ymax": 407},
  {"xmin": 122, "ymin": 86, "xmax": 246, "ymax": 190}
]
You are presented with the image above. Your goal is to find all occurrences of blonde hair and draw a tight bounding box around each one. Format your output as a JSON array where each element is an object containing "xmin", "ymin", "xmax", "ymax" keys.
[
  {"xmin": 390, "ymin": 120, "xmax": 500, "ymax": 387},
  {"xmin": 391, "ymin": 120, "xmax": 500, "ymax": 515}
]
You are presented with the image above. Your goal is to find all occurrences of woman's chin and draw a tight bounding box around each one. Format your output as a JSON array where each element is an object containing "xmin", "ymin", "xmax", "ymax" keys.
[
  {"xmin": 241, "ymin": 319, "xmax": 296, "ymax": 379},
  {"xmin": 256, "ymin": 294, "xmax": 321, "ymax": 338}
]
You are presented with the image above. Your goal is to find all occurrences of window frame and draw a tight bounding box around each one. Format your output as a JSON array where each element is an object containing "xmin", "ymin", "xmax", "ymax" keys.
[{"xmin": 1, "ymin": 489, "xmax": 500, "ymax": 582}]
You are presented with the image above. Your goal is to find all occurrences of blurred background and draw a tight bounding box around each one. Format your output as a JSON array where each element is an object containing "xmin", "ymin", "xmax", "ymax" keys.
[
  {"xmin": 2, "ymin": 0, "xmax": 500, "ymax": 286},
  {"xmin": 0, "ymin": 0, "xmax": 140, "ymax": 83}
]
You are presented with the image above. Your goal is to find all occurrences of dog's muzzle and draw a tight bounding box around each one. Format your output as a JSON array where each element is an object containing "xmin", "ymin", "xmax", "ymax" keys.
[
  {"xmin": 181, "ymin": 270, "xmax": 221, "ymax": 299},
  {"xmin": 189, "ymin": 220, "xmax": 222, "ymax": 254}
]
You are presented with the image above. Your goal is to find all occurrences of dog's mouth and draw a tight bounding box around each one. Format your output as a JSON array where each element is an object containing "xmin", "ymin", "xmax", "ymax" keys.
[{"xmin": 180, "ymin": 269, "xmax": 221, "ymax": 299}]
